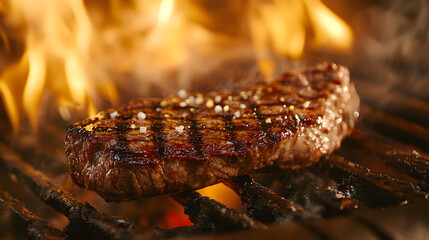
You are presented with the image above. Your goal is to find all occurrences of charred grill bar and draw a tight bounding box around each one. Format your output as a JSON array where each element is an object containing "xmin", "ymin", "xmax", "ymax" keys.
[
  {"xmin": 352, "ymin": 75, "xmax": 429, "ymax": 153},
  {"xmin": 318, "ymin": 154, "xmax": 424, "ymax": 207},
  {"xmin": 224, "ymin": 175, "xmax": 317, "ymax": 224},
  {"xmin": 170, "ymin": 191, "xmax": 266, "ymax": 232},
  {"xmin": 0, "ymin": 144, "xmax": 132, "ymax": 240},
  {"xmin": 0, "ymin": 189, "xmax": 63, "ymax": 239},
  {"xmin": 337, "ymin": 130, "xmax": 429, "ymax": 191}
]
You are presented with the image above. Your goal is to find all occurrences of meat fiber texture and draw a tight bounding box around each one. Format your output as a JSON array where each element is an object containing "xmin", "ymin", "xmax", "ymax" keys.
[{"xmin": 65, "ymin": 62, "xmax": 359, "ymax": 201}]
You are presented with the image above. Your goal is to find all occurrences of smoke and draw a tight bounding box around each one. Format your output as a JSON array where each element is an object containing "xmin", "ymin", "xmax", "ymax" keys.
[
  {"xmin": 363, "ymin": 0, "xmax": 429, "ymax": 65},
  {"xmin": 345, "ymin": 0, "xmax": 429, "ymax": 104}
]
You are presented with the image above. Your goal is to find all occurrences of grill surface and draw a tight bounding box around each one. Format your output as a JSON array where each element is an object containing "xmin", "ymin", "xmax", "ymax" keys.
[{"xmin": 0, "ymin": 62, "xmax": 429, "ymax": 239}]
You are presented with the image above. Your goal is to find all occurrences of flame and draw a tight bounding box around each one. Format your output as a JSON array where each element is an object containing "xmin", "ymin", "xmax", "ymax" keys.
[
  {"xmin": 0, "ymin": 81, "xmax": 19, "ymax": 131},
  {"xmin": 158, "ymin": 0, "xmax": 175, "ymax": 25},
  {"xmin": 249, "ymin": 0, "xmax": 307, "ymax": 60},
  {"xmin": 0, "ymin": 0, "xmax": 352, "ymax": 134},
  {"xmin": 197, "ymin": 183, "xmax": 242, "ymax": 211},
  {"xmin": 0, "ymin": 0, "xmax": 118, "ymax": 133},
  {"xmin": 23, "ymin": 46, "xmax": 46, "ymax": 130},
  {"xmin": 249, "ymin": 0, "xmax": 353, "ymax": 79},
  {"xmin": 305, "ymin": 0, "xmax": 353, "ymax": 50}
]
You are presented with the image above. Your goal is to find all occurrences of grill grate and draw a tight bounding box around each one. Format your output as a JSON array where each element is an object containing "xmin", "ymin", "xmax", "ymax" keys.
[
  {"xmin": 224, "ymin": 175, "xmax": 317, "ymax": 224},
  {"xmin": 1, "ymin": 66, "xmax": 429, "ymax": 239},
  {"xmin": 0, "ymin": 143, "xmax": 132, "ymax": 239},
  {"xmin": 0, "ymin": 188, "xmax": 63, "ymax": 239},
  {"xmin": 318, "ymin": 154, "xmax": 424, "ymax": 207},
  {"xmin": 171, "ymin": 190, "xmax": 266, "ymax": 232}
]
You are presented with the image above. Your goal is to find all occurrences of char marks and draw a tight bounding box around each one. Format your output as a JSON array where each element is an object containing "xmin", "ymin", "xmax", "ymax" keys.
[
  {"xmin": 222, "ymin": 114, "xmax": 239, "ymax": 154},
  {"xmin": 151, "ymin": 100, "xmax": 167, "ymax": 161},
  {"xmin": 250, "ymin": 104, "xmax": 278, "ymax": 147},
  {"xmin": 188, "ymin": 113, "xmax": 204, "ymax": 161},
  {"xmin": 112, "ymin": 120, "xmax": 129, "ymax": 162}
]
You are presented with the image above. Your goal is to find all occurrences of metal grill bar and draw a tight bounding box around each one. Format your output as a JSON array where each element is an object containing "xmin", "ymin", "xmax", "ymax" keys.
[
  {"xmin": 0, "ymin": 188, "xmax": 63, "ymax": 240},
  {"xmin": 224, "ymin": 175, "xmax": 317, "ymax": 224},
  {"xmin": 170, "ymin": 190, "xmax": 266, "ymax": 233},
  {"xmin": 355, "ymin": 79, "xmax": 429, "ymax": 128},
  {"xmin": 0, "ymin": 143, "xmax": 132, "ymax": 240},
  {"xmin": 359, "ymin": 104, "xmax": 429, "ymax": 152},
  {"xmin": 0, "ymin": 119, "xmax": 68, "ymax": 176},
  {"xmin": 308, "ymin": 184, "xmax": 365, "ymax": 217},
  {"xmin": 272, "ymin": 168, "xmax": 365, "ymax": 218},
  {"xmin": 319, "ymin": 155, "xmax": 425, "ymax": 207},
  {"xmin": 193, "ymin": 199, "xmax": 429, "ymax": 240},
  {"xmin": 339, "ymin": 130, "xmax": 429, "ymax": 184}
]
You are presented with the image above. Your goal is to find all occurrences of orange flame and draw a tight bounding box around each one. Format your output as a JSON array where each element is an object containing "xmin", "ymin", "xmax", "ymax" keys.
[
  {"xmin": 0, "ymin": 0, "xmax": 118, "ymax": 134},
  {"xmin": 249, "ymin": 0, "xmax": 353, "ymax": 79},
  {"xmin": 305, "ymin": 0, "xmax": 353, "ymax": 50},
  {"xmin": 0, "ymin": 0, "xmax": 353, "ymax": 134},
  {"xmin": 197, "ymin": 183, "xmax": 242, "ymax": 211}
]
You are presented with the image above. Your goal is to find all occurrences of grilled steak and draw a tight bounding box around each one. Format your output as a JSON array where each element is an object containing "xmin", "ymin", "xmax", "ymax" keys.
[{"xmin": 65, "ymin": 62, "xmax": 359, "ymax": 201}]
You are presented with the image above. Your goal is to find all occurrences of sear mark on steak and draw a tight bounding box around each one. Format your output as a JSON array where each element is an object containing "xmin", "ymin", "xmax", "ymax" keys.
[{"xmin": 65, "ymin": 62, "xmax": 360, "ymax": 201}]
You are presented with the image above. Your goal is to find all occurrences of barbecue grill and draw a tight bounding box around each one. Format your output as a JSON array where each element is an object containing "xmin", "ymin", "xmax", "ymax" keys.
[
  {"xmin": 0, "ymin": 63, "xmax": 428, "ymax": 239},
  {"xmin": 1, "ymin": 0, "xmax": 429, "ymax": 239}
]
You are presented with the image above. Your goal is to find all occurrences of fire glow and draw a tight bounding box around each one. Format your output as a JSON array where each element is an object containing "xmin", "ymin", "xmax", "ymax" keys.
[{"xmin": 0, "ymin": 0, "xmax": 352, "ymax": 135}]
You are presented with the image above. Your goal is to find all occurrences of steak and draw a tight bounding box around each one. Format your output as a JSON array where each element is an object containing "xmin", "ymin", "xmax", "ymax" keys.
[{"xmin": 65, "ymin": 62, "xmax": 359, "ymax": 201}]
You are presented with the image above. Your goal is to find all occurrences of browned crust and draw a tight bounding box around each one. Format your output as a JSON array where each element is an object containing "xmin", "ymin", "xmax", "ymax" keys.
[{"xmin": 65, "ymin": 62, "xmax": 359, "ymax": 201}]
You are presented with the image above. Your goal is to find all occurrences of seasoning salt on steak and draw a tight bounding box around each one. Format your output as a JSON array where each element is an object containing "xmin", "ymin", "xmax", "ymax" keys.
[{"xmin": 65, "ymin": 62, "xmax": 359, "ymax": 201}]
